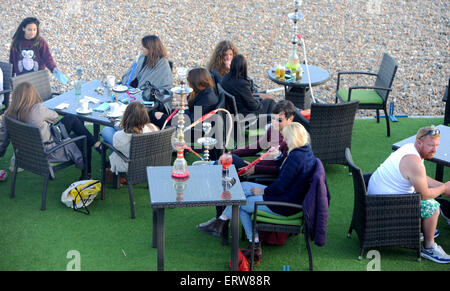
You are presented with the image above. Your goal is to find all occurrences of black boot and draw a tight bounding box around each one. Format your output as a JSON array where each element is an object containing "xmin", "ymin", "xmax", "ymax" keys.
[
  {"xmin": 247, "ymin": 241, "xmax": 262, "ymax": 262},
  {"xmin": 197, "ymin": 218, "xmax": 228, "ymax": 237}
]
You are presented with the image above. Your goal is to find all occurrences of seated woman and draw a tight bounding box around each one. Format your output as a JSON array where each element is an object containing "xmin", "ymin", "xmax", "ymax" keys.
[
  {"xmin": 220, "ymin": 54, "xmax": 275, "ymax": 118},
  {"xmin": 152, "ymin": 67, "xmax": 219, "ymax": 129},
  {"xmin": 198, "ymin": 122, "xmax": 317, "ymax": 258},
  {"xmin": 207, "ymin": 40, "xmax": 239, "ymax": 85},
  {"xmin": 120, "ymin": 34, "xmax": 173, "ymax": 92},
  {"xmin": 108, "ymin": 101, "xmax": 159, "ymax": 174},
  {"xmin": 5, "ymin": 82, "xmax": 101, "ymax": 178}
]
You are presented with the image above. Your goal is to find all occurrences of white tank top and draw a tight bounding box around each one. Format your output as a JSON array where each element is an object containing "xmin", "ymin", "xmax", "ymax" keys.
[{"xmin": 367, "ymin": 143, "xmax": 423, "ymax": 195}]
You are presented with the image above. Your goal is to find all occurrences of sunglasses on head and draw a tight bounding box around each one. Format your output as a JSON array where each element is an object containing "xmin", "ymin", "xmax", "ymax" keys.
[{"xmin": 418, "ymin": 129, "xmax": 440, "ymax": 140}]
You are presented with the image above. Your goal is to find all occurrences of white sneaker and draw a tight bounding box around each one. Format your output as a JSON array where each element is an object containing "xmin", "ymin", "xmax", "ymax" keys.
[{"xmin": 421, "ymin": 243, "xmax": 450, "ymax": 264}]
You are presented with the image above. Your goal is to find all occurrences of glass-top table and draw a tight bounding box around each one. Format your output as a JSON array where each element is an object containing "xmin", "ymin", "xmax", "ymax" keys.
[
  {"xmin": 267, "ymin": 64, "xmax": 330, "ymax": 109},
  {"xmin": 147, "ymin": 165, "xmax": 246, "ymax": 271}
]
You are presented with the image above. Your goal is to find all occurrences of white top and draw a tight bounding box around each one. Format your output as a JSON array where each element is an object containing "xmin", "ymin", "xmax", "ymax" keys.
[
  {"xmin": 109, "ymin": 123, "xmax": 159, "ymax": 173},
  {"xmin": 367, "ymin": 143, "xmax": 423, "ymax": 195}
]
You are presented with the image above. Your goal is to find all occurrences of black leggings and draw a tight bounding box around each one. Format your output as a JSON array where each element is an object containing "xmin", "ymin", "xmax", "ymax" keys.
[{"xmin": 59, "ymin": 115, "xmax": 97, "ymax": 174}]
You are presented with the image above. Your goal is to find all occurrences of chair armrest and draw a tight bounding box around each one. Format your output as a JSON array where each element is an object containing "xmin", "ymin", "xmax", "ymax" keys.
[
  {"xmin": 348, "ymin": 86, "xmax": 393, "ymax": 102},
  {"xmin": 0, "ymin": 89, "xmax": 12, "ymax": 95},
  {"xmin": 253, "ymin": 201, "xmax": 303, "ymax": 215},
  {"xmin": 336, "ymin": 71, "xmax": 378, "ymax": 91},
  {"xmin": 100, "ymin": 141, "xmax": 130, "ymax": 163},
  {"xmin": 365, "ymin": 193, "xmax": 421, "ymax": 211},
  {"xmin": 244, "ymin": 174, "xmax": 277, "ymax": 185},
  {"xmin": 45, "ymin": 135, "xmax": 86, "ymax": 155}
]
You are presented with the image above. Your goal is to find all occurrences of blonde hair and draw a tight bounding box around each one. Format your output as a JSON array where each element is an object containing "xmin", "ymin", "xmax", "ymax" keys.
[
  {"xmin": 416, "ymin": 125, "xmax": 440, "ymax": 140},
  {"xmin": 281, "ymin": 122, "xmax": 310, "ymax": 153}
]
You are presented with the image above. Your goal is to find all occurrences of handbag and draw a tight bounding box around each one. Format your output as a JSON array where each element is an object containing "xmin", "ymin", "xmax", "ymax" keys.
[
  {"xmin": 50, "ymin": 122, "xmax": 70, "ymax": 143},
  {"xmin": 140, "ymin": 81, "xmax": 172, "ymax": 115},
  {"xmin": 61, "ymin": 180, "xmax": 101, "ymax": 214}
]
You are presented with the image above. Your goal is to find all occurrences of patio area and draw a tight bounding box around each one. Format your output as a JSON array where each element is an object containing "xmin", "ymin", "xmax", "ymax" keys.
[{"xmin": 0, "ymin": 116, "xmax": 448, "ymax": 271}]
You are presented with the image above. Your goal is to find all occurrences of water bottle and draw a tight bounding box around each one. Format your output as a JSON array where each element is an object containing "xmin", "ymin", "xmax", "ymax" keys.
[{"xmin": 75, "ymin": 66, "xmax": 82, "ymax": 95}]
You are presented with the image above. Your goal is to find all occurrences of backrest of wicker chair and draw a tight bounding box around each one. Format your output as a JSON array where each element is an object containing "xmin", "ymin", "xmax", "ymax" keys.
[
  {"xmin": 309, "ymin": 100, "xmax": 359, "ymax": 165},
  {"xmin": 127, "ymin": 127, "xmax": 176, "ymax": 185},
  {"xmin": 12, "ymin": 70, "xmax": 53, "ymax": 101},
  {"xmin": 0, "ymin": 61, "xmax": 13, "ymax": 109},
  {"xmin": 5, "ymin": 115, "xmax": 51, "ymax": 177},
  {"xmin": 374, "ymin": 53, "xmax": 398, "ymax": 101},
  {"xmin": 345, "ymin": 148, "xmax": 367, "ymax": 231}
]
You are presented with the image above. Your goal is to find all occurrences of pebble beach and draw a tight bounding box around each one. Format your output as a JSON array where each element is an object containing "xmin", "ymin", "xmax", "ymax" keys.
[{"xmin": 0, "ymin": 0, "xmax": 448, "ymax": 117}]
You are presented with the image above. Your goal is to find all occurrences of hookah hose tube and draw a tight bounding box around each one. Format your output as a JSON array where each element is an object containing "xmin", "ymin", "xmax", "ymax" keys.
[
  {"xmin": 183, "ymin": 108, "xmax": 234, "ymax": 149},
  {"xmin": 161, "ymin": 109, "xmax": 179, "ymax": 130},
  {"xmin": 297, "ymin": 34, "xmax": 316, "ymax": 103},
  {"xmin": 237, "ymin": 145, "xmax": 280, "ymax": 176}
]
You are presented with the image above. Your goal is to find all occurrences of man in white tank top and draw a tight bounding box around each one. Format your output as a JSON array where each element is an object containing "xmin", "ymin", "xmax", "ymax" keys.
[{"xmin": 368, "ymin": 126, "xmax": 450, "ymax": 263}]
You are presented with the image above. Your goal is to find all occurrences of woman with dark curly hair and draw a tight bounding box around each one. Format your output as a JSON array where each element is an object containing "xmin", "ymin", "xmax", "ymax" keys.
[{"xmin": 207, "ymin": 40, "xmax": 239, "ymax": 85}]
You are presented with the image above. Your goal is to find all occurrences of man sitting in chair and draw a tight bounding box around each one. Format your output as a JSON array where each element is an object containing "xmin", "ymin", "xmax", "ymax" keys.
[{"xmin": 367, "ymin": 126, "xmax": 450, "ymax": 264}]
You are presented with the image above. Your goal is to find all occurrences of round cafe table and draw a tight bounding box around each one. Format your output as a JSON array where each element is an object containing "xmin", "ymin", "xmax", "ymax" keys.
[{"xmin": 267, "ymin": 64, "xmax": 330, "ymax": 109}]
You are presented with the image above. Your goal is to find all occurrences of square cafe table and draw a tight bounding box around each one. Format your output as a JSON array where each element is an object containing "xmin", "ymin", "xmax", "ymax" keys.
[
  {"xmin": 392, "ymin": 124, "xmax": 450, "ymax": 181},
  {"xmin": 147, "ymin": 165, "xmax": 246, "ymax": 271}
]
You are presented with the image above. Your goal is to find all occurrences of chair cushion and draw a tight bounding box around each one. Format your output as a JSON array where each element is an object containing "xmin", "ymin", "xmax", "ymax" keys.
[
  {"xmin": 255, "ymin": 210, "xmax": 302, "ymax": 226},
  {"xmin": 338, "ymin": 89, "xmax": 383, "ymax": 104}
]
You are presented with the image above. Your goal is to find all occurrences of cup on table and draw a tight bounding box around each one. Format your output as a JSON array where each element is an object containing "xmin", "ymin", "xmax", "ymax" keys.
[
  {"xmin": 106, "ymin": 75, "xmax": 116, "ymax": 88},
  {"xmin": 74, "ymin": 80, "xmax": 82, "ymax": 95},
  {"xmin": 80, "ymin": 99, "xmax": 89, "ymax": 112}
]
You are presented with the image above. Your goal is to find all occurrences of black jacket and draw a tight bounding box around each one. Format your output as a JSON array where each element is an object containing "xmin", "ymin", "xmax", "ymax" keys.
[
  {"xmin": 185, "ymin": 87, "xmax": 219, "ymax": 122},
  {"xmin": 220, "ymin": 73, "xmax": 262, "ymax": 116}
]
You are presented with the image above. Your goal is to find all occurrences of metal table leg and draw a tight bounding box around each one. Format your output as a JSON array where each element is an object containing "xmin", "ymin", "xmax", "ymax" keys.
[
  {"xmin": 156, "ymin": 208, "xmax": 165, "ymax": 271},
  {"xmin": 231, "ymin": 205, "xmax": 239, "ymax": 271}
]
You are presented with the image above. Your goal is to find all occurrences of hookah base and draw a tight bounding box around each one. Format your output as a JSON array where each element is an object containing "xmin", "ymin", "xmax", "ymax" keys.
[{"xmin": 171, "ymin": 169, "xmax": 190, "ymax": 179}]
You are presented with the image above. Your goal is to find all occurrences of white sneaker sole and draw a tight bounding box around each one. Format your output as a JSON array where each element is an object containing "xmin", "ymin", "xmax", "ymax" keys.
[{"xmin": 421, "ymin": 251, "xmax": 450, "ymax": 264}]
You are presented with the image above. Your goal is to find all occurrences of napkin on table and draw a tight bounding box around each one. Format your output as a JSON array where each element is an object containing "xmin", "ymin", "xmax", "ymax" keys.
[{"xmin": 93, "ymin": 102, "xmax": 110, "ymax": 112}]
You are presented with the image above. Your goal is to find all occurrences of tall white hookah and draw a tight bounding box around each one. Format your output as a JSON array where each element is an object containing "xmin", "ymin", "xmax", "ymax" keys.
[{"xmin": 288, "ymin": 0, "xmax": 316, "ymax": 103}]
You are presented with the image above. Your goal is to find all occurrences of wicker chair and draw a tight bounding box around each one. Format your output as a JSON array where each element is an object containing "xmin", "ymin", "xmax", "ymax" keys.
[
  {"xmin": 0, "ymin": 62, "xmax": 13, "ymax": 113},
  {"xmin": 294, "ymin": 100, "xmax": 359, "ymax": 166},
  {"xmin": 250, "ymin": 201, "xmax": 313, "ymax": 271},
  {"xmin": 335, "ymin": 53, "xmax": 398, "ymax": 137},
  {"xmin": 345, "ymin": 148, "xmax": 421, "ymax": 260},
  {"xmin": 11, "ymin": 69, "xmax": 59, "ymax": 101},
  {"xmin": 100, "ymin": 127, "xmax": 176, "ymax": 218},
  {"xmin": 5, "ymin": 115, "xmax": 87, "ymax": 210},
  {"xmin": 443, "ymin": 77, "xmax": 449, "ymax": 126}
]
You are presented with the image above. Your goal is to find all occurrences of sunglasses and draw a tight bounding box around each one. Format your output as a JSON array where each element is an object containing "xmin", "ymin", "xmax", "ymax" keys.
[{"xmin": 418, "ymin": 129, "xmax": 440, "ymax": 140}]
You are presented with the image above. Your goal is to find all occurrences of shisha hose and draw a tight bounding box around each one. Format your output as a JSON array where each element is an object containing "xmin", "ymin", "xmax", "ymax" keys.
[
  {"xmin": 237, "ymin": 146, "xmax": 280, "ymax": 176},
  {"xmin": 183, "ymin": 108, "xmax": 234, "ymax": 150},
  {"xmin": 297, "ymin": 34, "xmax": 316, "ymax": 103},
  {"xmin": 161, "ymin": 109, "xmax": 179, "ymax": 130}
]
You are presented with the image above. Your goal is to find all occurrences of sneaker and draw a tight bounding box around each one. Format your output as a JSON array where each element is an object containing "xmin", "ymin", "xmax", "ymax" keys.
[
  {"xmin": 420, "ymin": 229, "xmax": 440, "ymax": 242},
  {"xmin": 421, "ymin": 243, "xmax": 450, "ymax": 264},
  {"xmin": 436, "ymin": 198, "xmax": 450, "ymax": 226}
]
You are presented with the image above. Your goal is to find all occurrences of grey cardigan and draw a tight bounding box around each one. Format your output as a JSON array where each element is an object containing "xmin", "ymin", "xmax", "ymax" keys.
[{"xmin": 121, "ymin": 56, "xmax": 173, "ymax": 92}]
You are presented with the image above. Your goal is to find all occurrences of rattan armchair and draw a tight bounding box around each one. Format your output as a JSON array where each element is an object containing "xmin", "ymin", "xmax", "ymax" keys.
[
  {"xmin": 5, "ymin": 115, "xmax": 87, "ymax": 210},
  {"xmin": 443, "ymin": 77, "xmax": 449, "ymax": 126},
  {"xmin": 345, "ymin": 148, "xmax": 421, "ymax": 260},
  {"xmin": 0, "ymin": 61, "xmax": 13, "ymax": 113},
  {"xmin": 294, "ymin": 100, "xmax": 359, "ymax": 166},
  {"xmin": 11, "ymin": 69, "xmax": 59, "ymax": 101},
  {"xmin": 101, "ymin": 127, "xmax": 176, "ymax": 218},
  {"xmin": 335, "ymin": 53, "xmax": 398, "ymax": 137}
]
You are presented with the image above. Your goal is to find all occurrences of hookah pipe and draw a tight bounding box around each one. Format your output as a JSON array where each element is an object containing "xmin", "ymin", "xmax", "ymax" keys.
[
  {"xmin": 237, "ymin": 145, "xmax": 280, "ymax": 176},
  {"xmin": 183, "ymin": 108, "xmax": 234, "ymax": 149},
  {"xmin": 296, "ymin": 34, "xmax": 316, "ymax": 104}
]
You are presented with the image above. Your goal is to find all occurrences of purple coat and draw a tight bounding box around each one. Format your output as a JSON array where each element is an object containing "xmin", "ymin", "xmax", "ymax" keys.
[{"xmin": 302, "ymin": 158, "xmax": 330, "ymax": 247}]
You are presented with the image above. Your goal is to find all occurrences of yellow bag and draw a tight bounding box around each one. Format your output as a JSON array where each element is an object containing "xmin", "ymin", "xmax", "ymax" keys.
[{"xmin": 61, "ymin": 180, "xmax": 101, "ymax": 214}]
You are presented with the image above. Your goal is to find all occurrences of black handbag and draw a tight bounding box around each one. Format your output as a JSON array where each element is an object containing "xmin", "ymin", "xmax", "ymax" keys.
[
  {"xmin": 140, "ymin": 81, "xmax": 173, "ymax": 115},
  {"xmin": 50, "ymin": 122, "xmax": 70, "ymax": 143}
]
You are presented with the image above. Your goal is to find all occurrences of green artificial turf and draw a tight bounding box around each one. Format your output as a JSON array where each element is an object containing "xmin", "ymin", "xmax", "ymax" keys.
[{"xmin": 0, "ymin": 117, "xmax": 449, "ymax": 271}]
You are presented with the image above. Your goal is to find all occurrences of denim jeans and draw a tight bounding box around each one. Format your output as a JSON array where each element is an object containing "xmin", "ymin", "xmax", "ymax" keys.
[
  {"xmin": 101, "ymin": 125, "xmax": 119, "ymax": 144},
  {"xmin": 221, "ymin": 181, "xmax": 281, "ymax": 242}
]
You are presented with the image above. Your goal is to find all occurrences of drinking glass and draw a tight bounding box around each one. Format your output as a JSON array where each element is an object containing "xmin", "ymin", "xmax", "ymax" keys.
[{"xmin": 220, "ymin": 152, "xmax": 233, "ymax": 182}]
